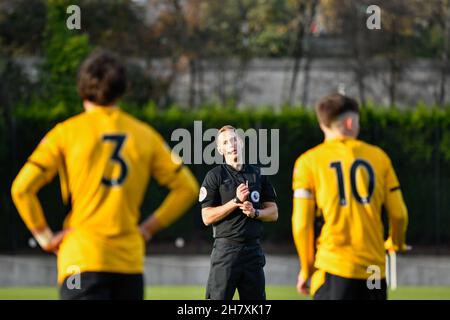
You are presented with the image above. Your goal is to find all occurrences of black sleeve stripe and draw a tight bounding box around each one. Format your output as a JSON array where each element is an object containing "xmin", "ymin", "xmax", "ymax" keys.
[
  {"xmin": 27, "ymin": 160, "xmax": 48, "ymax": 172},
  {"xmin": 389, "ymin": 186, "xmax": 401, "ymax": 192}
]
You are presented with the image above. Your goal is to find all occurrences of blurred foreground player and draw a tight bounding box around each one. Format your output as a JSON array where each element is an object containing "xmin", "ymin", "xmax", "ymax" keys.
[
  {"xmin": 292, "ymin": 93, "xmax": 409, "ymax": 300},
  {"xmin": 11, "ymin": 50, "xmax": 199, "ymax": 300}
]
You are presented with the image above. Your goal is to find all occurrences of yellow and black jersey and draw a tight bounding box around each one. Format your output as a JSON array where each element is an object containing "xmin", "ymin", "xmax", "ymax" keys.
[
  {"xmin": 292, "ymin": 137, "xmax": 408, "ymax": 291},
  {"xmin": 11, "ymin": 106, "xmax": 198, "ymax": 283}
]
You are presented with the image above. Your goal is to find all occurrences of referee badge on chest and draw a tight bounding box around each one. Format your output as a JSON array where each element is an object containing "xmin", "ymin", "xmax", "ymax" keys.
[
  {"xmin": 199, "ymin": 187, "xmax": 207, "ymax": 202},
  {"xmin": 250, "ymin": 190, "xmax": 260, "ymax": 203}
]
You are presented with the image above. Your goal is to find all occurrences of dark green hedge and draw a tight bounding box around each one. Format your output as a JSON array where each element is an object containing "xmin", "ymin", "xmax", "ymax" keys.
[{"xmin": 1, "ymin": 104, "xmax": 450, "ymax": 251}]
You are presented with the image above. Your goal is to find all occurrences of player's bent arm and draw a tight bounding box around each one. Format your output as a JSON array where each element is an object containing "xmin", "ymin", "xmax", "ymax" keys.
[
  {"xmin": 141, "ymin": 166, "xmax": 199, "ymax": 238},
  {"xmin": 384, "ymin": 189, "xmax": 409, "ymax": 252},
  {"xmin": 256, "ymin": 202, "xmax": 278, "ymax": 222},
  {"xmin": 292, "ymin": 196, "xmax": 316, "ymax": 281},
  {"xmin": 11, "ymin": 162, "xmax": 54, "ymax": 249},
  {"xmin": 201, "ymin": 200, "xmax": 239, "ymax": 226}
]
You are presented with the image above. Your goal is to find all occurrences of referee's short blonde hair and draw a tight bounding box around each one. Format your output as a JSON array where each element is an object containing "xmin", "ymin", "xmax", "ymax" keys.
[
  {"xmin": 217, "ymin": 125, "xmax": 236, "ymax": 140},
  {"xmin": 218, "ymin": 125, "xmax": 236, "ymax": 134}
]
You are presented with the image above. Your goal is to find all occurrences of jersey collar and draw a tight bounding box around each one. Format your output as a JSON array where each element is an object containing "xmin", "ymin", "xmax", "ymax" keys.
[
  {"xmin": 325, "ymin": 136, "xmax": 356, "ymax": 143},
  {"xmin": 85, "ymin": 105, "xmax": 119, "ymax": 114}
]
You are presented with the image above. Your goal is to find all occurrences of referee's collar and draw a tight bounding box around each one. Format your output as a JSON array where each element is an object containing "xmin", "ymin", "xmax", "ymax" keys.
[{"xmin": 224, "ymin": 163, "xmax": 247, "ymax": 173}]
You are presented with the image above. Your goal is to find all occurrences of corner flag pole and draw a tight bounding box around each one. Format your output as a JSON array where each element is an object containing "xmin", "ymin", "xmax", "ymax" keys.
[{"xmin": 386, "ymin": 250, "xmax": 397, "ymax": 290}]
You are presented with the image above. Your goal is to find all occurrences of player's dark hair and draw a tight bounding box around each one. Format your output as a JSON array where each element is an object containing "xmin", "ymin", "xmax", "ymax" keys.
[
  {"xmin": 315, "ymin": 93, "xmax": 359, "ymax": 127},
  {"xmin": 77, "ymin": 49, "xmax": 126, "ymax": 106}
]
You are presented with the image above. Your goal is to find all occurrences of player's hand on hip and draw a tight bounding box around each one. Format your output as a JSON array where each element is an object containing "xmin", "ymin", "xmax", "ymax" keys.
[
  {"xmin": 403, "ymin": 244, "xmax": 413, "ymax": 251},
  {"xmin": 139, "ymin": 224, "xmax": 152, "ymax": 242},
  {"xmin": 43, "ymin": 229, "xmax": 71, "ymax": 255},
  {"xmin": 296, "ymin": 273, "xmax": 310, "ymax": 295},
  {"xmin": 236, "ymin": 183, "xmax": 249, "ymax": 202},
  {"xmin": 238, "ymin": 201, "xmax": 255, "ymax": 217},
  {"xmin": 384, "ymin": 237, "xmax": 412, "ymax": 253}
]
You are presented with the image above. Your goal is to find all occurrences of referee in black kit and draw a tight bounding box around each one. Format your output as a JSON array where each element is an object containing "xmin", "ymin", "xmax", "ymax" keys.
[{"xmin": 199, "ymin": 125, "xmax": 278, "ymax": 300}]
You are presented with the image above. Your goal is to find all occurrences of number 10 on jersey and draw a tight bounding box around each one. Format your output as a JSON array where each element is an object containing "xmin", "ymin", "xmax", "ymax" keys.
[{"xmin": 330, "ymin": 159, "xmax": 375, "ymax": 206}]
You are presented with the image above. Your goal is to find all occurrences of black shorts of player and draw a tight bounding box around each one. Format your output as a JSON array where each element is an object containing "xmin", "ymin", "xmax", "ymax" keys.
[
  {"xmin": 206, "ymin": 238, "xmax": 266, "ymax": 300},
  {"xmin": 313, "ymin": 272, "xmax": 387, "ymax": 300},
  {"xmin": 59, "ymin": 272, "xmax": 144, "ymax": 300}
]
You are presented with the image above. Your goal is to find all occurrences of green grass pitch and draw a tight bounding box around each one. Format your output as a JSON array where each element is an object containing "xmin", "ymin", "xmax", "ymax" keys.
[{"xmin": 0, "ymin": 286, "xmax": 450, "ymax": 300}]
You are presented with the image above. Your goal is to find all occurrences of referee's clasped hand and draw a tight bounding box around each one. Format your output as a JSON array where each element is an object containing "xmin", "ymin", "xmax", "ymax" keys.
[
  {"xmin": 238, "ymin": 201, "xmax": 256, "ymax": 218},
  {"xmin": 236, "ymin": 183, "xmax": 249, "ymax": 202}
]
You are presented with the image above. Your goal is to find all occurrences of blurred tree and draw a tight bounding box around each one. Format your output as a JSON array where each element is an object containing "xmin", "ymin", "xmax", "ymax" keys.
[
  {"xmin": 200, "ymin": 0, "xmax": 321, "ymax": 107},
  {"xmin": 0, "ymin": 0, "xmax": 46, "ymax": 251},
  {"xmin": 0, "ymin": 0, "xmax": 46, "ymax": 56},
  {"xmin": 246, "ymin": 0, "xmax": 296, "ymax": 57},
  {"xmin": 244, "ymin": 0, "xmax": 316, "ymax": 106},
  {"xmin": 409, "ymin": 0, "xmax": 450, "ymax": 106},
  {"xmin": 131, "ymin": 0, "xmax": 206, "ymax": 108},
  {"xmin": 321, "ymin": 0, "xmax": 378, "ymax": 107},
  {"xmin": 77, "ymin": 0, "xmax": 162, "ymax": 107},
  {"xmin": 321, "ymin": 0, "xmax": 438, "ymax": 108},
  {"xmin": 41, "ymin": 0, "xmax": 92, "ymax": 112},
  {"xmin": 149, "ymin": 0, "xmax": 264, "ymax": 107},
  {"xmin": 286, "ymin": 0, "xmax": 319, "ymax": 106},
  {"xmin": 189, "ymin": 0, "xmax": 258, "ymax": 106},
  {"xmin": 422, "ymin": 0, "xmax": 450, "ymax": 107},
  {"xmin": 439, "ymin": 0, "xmax": 450, "ymax": 107},
  {"xmin": 0, "ymin": 0, "xmax": 45, "ymax": 108},
  {"xmin": 79, "ymin": 0, "xmax": 149, "ymax": 56},
  {"xmin": 1, "ymin": 0, "xmax": 448, "ymax": 110},
  {"xmin": 381, "ymin": 1, "xmax": 420, "ymax": 108}
]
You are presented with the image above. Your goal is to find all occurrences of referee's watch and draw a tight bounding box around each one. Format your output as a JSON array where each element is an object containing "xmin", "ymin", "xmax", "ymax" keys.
[
  {"xmin": 253, "ymin": 209, "xmax": 260, "ymax": 219},
  {"xmin": 233, "ymin": 197, "xmax": 242, "ymax": 204}
]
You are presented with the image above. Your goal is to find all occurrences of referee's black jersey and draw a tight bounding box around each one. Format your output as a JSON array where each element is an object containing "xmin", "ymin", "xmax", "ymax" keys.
[{"xmin": 199, "ymin": 164, "xmax": 277, "ymax": 242}]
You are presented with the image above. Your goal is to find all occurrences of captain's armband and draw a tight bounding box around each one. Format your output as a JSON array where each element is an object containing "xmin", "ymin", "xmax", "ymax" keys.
[{"xmin": 293, "ymin": 188, "xmax": 313, "ymax": 199}]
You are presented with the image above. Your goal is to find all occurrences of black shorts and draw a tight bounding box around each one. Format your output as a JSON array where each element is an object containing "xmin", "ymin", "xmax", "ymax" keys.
[
  {"xmin": 206, "ymin": 238, "xmax": 266, "ymax": 300},
  {"xmin": 313, "ymin": 272, "xmax": 387, "ymax": 300},
  {"xmin": 59, "ymin": 272, "xmax": 144, "ymax": 300}
]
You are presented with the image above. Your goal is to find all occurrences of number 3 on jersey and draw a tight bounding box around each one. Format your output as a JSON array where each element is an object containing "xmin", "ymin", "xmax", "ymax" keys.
[
  {"xmin": 330, "ymin": 159, "xmax": 375, "ymax": 205},
  {"xmin": 102, "ymin": 134, "xmax": 128, "ymax": 187}
]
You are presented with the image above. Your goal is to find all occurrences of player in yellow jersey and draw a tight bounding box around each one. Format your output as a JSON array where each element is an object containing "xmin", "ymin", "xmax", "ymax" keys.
[
  {"xmin": 292, "ymin": 93, "xmax": 409, "ymax": 300},
  {"xmin": 11, "ymin": 50, "xmax": 199, "ymax": 300}
]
